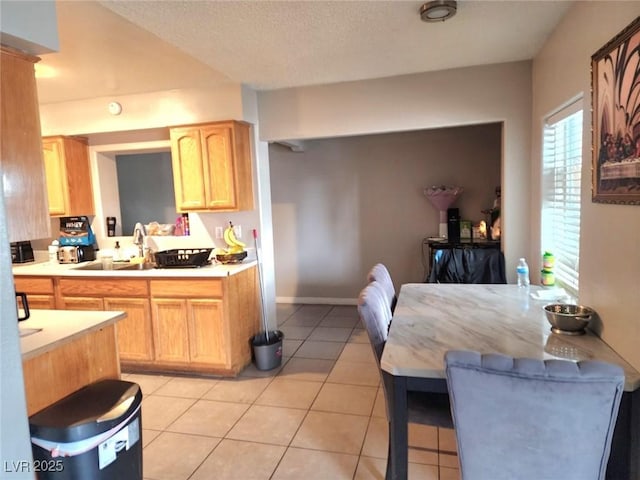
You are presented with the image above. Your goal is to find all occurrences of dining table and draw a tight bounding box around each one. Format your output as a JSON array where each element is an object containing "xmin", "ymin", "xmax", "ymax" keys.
[{"xmin": 380, "ymin": 283, "xmax": 640, "ymax": 480}]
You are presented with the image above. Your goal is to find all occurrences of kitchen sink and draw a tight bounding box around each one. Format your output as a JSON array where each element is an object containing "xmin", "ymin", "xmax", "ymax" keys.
[
  {"xmin": 118, "ymin": 263, "xmax": 156, "ymax": 271},
  {"xmin": 73, "ymin": 262, "xmax": 156, "ymax": 271}
]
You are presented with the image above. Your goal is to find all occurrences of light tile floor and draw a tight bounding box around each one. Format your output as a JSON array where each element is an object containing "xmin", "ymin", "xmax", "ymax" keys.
[{"xmin": 125, "ymin": 303, "xmax": 460, "ymax": 480}]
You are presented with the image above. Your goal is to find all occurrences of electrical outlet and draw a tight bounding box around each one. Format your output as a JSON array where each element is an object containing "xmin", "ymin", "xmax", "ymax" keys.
[
  {"xmin": 234, "ymin": 224, "xmax": 242, "ymax": 238},
  {"xmin": 215, "ymin": 227, "xmax": 223, "ymax": 239}
]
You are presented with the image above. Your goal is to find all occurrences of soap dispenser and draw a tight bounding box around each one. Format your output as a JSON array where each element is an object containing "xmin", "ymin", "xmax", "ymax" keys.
[{"xmin": 113, "ymin": 241, "xmax": 121, "ymax": 261}]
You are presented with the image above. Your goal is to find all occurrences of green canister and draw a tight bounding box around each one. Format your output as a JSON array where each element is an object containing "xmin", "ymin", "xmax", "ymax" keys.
[
  {"xmin": 541, "ymin": 269, "xmax": 555, "ymax": 286},
  {"xmin": 541, "ymin": 251, "xmax": 555, "ymax": 286}
]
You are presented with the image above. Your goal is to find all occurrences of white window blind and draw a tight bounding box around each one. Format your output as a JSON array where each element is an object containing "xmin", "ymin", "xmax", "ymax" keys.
[{"xmin": 541, "ymin": 100, "xmax": 583, "ymax": 295}]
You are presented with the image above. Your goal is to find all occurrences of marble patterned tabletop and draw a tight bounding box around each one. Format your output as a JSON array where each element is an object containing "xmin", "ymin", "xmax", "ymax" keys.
[{"xmin": 381, "ymin": 283, "xmax": 640, "ymax": 391}]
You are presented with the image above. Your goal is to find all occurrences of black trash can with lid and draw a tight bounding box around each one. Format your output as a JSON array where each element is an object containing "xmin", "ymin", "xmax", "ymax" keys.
[{"xmin": 29, "ymin": 379, "xmax": 142, "ymax": 480}]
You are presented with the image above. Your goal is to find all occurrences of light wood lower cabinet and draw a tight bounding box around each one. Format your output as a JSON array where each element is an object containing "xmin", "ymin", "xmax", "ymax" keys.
[
  {"xmin": 189, "ymin": 299, "xmax": 226, "ymax": 365},
  {"xmin": 14, "ymin": 267, "xmax": 259, "ymax": 376},
  {"xmin": 26, "ymin": 294, "xmax": 56, "ymax": 309},
  {"xmin": 104, "ymin": 298, "xmax": 154, "ymax": 362},
  {"xmin": 59, "ymin": 278, "xmax": 154, "ymax": 363},
  {"xmin": 14, "ymin": 277, "xmax": 56, "ymax": 310},
  {"xmin": 60, "ymin": 295, "xmax": 153, "ymax": 361},
  {"xmin": 151, "ymin": 297, "xmax": 226, "ymax": 366},
  {"xmin": 61, "ymin": 296, "xmax": 104, "ymax": 311},
  {"xmin": 151, "ymin": 298, "xmax": 191, "ymax": 363}
]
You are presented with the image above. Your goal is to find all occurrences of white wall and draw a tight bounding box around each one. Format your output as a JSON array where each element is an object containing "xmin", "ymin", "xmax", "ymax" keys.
[
  {"xmin": 39, "ymin": 86, "xmax": 244, "ymax": 136},
  {"xmin": 269, "ymin": 124, "xmax": 501, "ymax": 301},
  {"xmin": 532, "ymin": 3, "xmax": 640, "ymax": 370},
  {"xmin": 242, "ymin": 86, "xmax": 277, "ymax": 330},
  {"xmin": 258, "ymin": 61, "xmax": 533, "ymax": 284}
]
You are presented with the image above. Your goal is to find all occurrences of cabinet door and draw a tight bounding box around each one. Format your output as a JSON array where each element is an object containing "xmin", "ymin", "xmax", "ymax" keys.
[
  {"xmin": 1, "ymin": 47, "xmax": 50, "ymax": 242},
  {"xmin": 42, "ymin": 136, "xmax": 94, "ymax": 217},
  {"xmin": 61, "ymin": 296, "xmax": 104, "ymax": 310},
  {"xmin": 188, "ymin": 299, "xmax": 227, "ymax": 365},
  {"xmin": 42, "ymin": 138, "xmax": 68, "ymax": 216},
  {"xmin": 151, "ymin": 298, "xmax": 190, "ymax": 363},
  {"xmin": 25, "ymin": 295, "xmax": 56, "ymax": 310},
  {"xmin": 170, "ymin": 127, "xmax": 208, "ymax": 211},
  {"xmin": 105, "ymin": 297, "xmax": 154, "ymax": 362},
  {"xmin": 201, "ymin": 125, "xmax": 237, "ymax": 210}
]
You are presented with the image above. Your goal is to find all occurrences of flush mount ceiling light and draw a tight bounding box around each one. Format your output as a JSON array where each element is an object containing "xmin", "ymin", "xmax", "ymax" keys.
[{"xmin": 420, "ymin": 0, "xmax": 457, "ymax": 22}]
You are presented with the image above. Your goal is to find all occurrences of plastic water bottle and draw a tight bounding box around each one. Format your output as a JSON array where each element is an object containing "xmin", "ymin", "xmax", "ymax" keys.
[{"xmin": 516, "ymin": 258, "xmax": 530, "ymax": 287}]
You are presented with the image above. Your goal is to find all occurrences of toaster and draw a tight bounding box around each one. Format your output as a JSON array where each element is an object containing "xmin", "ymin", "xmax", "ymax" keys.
[
  {"xmin": 58, "ymin": 245, "xmax": 96, "ymax": 264},
  {"xmin": 11, "ymin": 241, "xmax": 35, "ymax": 264}
]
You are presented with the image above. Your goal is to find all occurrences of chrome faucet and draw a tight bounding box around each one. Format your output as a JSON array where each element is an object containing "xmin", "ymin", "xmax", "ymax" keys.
[{"xmin": 132, "ymin": 222, "xmax": 145, "ymax": 258}]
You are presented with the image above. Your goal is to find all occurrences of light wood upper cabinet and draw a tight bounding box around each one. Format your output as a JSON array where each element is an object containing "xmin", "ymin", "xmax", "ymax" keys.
[
  {"xmin": 42, "ymin": 136, "xmax": 95, "ymax": 216},
  {"xmin": 0, "ymin": 46, "xmax": 50, "ymax": 242},
  {"xmin": 169, "ymin": 121, "xmax": 254, "ymax": 212}
]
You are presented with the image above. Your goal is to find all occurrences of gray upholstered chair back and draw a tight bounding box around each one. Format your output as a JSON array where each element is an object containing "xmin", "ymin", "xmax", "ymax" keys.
[
  {"xmin": 357, "ymin": 280, "xmax": 392, "ymax": 363},
  {"xmin": 367, "ymin": 263, "xmax": 397, "ymax": 312},
  {"xmin": 445, "ymin": 350, "xmax": 625, "ymax": 480}
]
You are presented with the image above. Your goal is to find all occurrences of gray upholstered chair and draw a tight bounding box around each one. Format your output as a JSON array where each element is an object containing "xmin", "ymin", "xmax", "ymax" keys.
[
  {"xmin": 358, "ymin": 282, "xmax": 453, "ymax": 477},
  {"xmin": 367, "ymin": 263, "xmax": 397, "ymax": 312},
  {"xmin": 357, "ymin": 281, "xmax": 392, "ymax": 360},
  {"xmin": 444, "ymin": 350, "xmax": 625, "ymax": 480}
]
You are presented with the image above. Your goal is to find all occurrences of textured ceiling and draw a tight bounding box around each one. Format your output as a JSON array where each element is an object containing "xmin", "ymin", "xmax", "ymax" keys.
[{"xmin": 36, "ymin": 0, "xmax": 572, "ymax": 104}]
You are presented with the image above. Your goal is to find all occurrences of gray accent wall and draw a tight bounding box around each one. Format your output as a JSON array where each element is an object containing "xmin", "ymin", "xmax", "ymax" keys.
[{"xmin": 269, "ymin": 124, "xmax": 501, "ymax": 300}]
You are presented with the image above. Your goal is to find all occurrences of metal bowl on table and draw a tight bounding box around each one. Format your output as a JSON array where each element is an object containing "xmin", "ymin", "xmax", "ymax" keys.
[{"xmin": 544, "ymin": 303, "xmax": 594, "ymax": 335}]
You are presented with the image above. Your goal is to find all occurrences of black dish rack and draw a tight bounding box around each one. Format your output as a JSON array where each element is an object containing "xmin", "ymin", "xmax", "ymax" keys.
[{"xmin": 154, "ymin": 248, "xmax": 212, "ymax": 268}]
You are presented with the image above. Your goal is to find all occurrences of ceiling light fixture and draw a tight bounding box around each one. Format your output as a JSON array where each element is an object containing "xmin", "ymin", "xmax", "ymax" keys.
[
  {"xmin": 420, "ymin": 0, "xmax": 457, "ymax": 22},
  {"xmin": 108, "ymin": 101, "xmax": 122, "ymax": 115}
]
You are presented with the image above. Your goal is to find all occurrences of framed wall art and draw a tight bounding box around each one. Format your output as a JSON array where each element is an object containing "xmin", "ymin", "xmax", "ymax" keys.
[{"xmin": 591, "ymin": 16, "xmax": 640, "ymax": 205}]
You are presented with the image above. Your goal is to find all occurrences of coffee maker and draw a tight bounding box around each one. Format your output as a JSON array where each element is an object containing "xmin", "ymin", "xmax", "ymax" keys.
[{"xmin": 58, "ymin": 216, "xmax": 97, "ymax": 263}]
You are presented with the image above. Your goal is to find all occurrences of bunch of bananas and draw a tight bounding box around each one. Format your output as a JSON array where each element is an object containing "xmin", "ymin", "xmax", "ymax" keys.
[{"xmin": 219, "ymin": 222, "xmax": 245, "ymax": 254}]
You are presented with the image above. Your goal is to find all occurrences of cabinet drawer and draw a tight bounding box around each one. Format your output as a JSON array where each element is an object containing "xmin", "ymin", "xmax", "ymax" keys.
[
  {"xmin": 14, "ymin": 277, "xmax": 54, "ymax": 294},
  {"xmin": 61, "ymin": 296, "xmax": 105, "ymax": 310},
  {"xmin": 27, "ymin": 295, "xmax": 56, "ymax": 309},
  {"xmin": 59, "ymin": 278, "xmax": 148, "ymax": 297},
  {"xmin": 150, "ymin": 279, "xmax": 222, "ymax": 298}
]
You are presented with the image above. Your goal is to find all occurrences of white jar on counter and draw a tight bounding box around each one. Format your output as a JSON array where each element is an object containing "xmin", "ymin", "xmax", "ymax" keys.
[{"xmin": 48, "ymin": 240, "xmax": 59, "ymax": 264}]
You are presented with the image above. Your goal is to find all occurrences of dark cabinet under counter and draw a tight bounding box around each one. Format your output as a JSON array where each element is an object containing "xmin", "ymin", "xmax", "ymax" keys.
[{"xmin": 423, "ymin": 238, "xmax": 505, "ymax": 284}]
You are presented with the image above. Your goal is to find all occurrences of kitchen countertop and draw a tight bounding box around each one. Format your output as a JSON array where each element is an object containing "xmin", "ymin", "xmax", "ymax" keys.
[
  {"xmin": 13, "ymin": 259, "xmax": 257, "ymax": 278},
  {"xmin": 19, "ymin": 309, "xmax": 126, "ymax": 361}
]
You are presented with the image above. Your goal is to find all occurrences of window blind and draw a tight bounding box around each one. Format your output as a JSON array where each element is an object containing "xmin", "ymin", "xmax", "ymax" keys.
[{"xmin": 541, "ymin": 101, "xmax": 583, "ymax": 295}]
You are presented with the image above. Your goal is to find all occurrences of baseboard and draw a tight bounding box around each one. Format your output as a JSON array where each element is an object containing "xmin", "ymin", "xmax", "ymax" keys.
[{"xmin": 276, "ymin": 296, "xmax": 358, "ymax": 306}]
